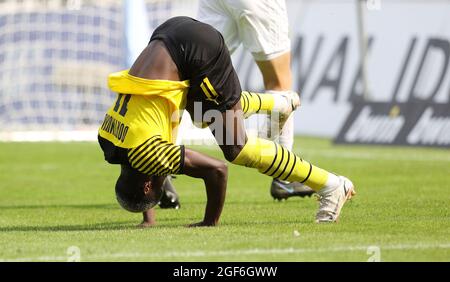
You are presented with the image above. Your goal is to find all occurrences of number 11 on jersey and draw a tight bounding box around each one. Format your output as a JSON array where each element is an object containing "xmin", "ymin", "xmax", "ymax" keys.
[{"xmin": 113, "ymin": 94, "xmax": 131, "ymax": 117}]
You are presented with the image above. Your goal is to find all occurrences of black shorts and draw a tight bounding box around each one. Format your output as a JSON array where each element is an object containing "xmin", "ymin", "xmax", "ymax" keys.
[
  {"xmin": 98, "ymin": 135, "xmax": 129, "ymax": 165},
  {"xmin": 150, "ymin": 16, "xmax": 242, "ymax": 123}
]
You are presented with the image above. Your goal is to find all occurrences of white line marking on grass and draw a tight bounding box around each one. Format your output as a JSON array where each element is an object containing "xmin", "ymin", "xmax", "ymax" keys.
[
  {"xmin": 0, "ymin": 256, "xmax": 67, "ymax": 262},
  {"xmin": 1, "ymin": 243, "xmax": 449, "ymax": 261}
]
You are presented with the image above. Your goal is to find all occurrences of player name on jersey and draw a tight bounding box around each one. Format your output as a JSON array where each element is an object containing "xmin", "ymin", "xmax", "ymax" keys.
[
  {"xmin": 335, "ymin": 102, "xmax": 450, "ymax": 148},
  {"xmin": 100, "ymin": 114, "xmax": 129, "ymax": 142}
]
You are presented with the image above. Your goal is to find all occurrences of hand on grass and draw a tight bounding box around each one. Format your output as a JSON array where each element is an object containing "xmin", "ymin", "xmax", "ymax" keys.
[
  {"xmin": 188, "ymin": 221, "xmax": 217, "ymax": 228},
  {"xmin": 137, "ymin": 221, "xmax": 156, "ymax": 228}
]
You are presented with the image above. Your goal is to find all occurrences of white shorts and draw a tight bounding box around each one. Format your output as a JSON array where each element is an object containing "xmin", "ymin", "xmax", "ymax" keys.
[{"xmin": 198, "ymin": 0, "xmax": 291, "ymax": 61}]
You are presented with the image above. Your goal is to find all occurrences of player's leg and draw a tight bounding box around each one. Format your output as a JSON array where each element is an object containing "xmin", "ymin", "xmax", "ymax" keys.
[
  {"xmin": 255, "ymin": 53, "xmax": 315, "ymax": 199},
  {"xmin": 240, "ymin": 86, "xmax": 314, "ymax": 200},
  {"xmin": 197, "ymin": 0, "xmax": 240, "ymax": 55},
  {"xmin": 231, "ymin": 0, "xmax": 294, "ymax": 147},
  {"xmin": 232, "ymin": 0, "xmax": 312, "ymax": 199},
  {"xmin": 199, "ymin": 0, "xmax": 296, "ymax": 152},
  {"xmin": 237, "ymin": 0, "xmax": 294, "ymax": 144},
  {"xmin": 255, "ymin": 51, "xmax": 292, "ymax": 91},
  {"xmin": 212, "ymin": 102, "xmax": 355, "ymax": 223},
  {"xmin": 239, "ymin": 90, "xmax": 298, "ymax": 119},
  {"xmin": 215, "ymin": 101, "xmax": 321, "ymax": 191},
  {"xmin": 255, "ymin": 52, "xmax": 294, "ymax": 148}
]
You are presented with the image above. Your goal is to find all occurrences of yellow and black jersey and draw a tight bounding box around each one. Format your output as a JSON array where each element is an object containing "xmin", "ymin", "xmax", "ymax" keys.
[
  {"xmin": 99, "ymin": 16, "xmax": 243, "ymax": 176},
  {"xmin": 98, "ymin": 70, "xmax": 188, "ymax": 176},
  {"xmin": 99, "ymin": 70, "xmax": 189, "ymax": 148}
]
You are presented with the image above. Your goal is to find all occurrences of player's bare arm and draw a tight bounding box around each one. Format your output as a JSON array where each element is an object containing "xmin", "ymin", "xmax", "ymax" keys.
[
  {"xmin": 183, "ymin": 149, "xmax": 228, "ymax": 227},
  {"xmin": 139, "ymin": 208, "xmax": 156, "ymax": 228},
  {"xmin": 140, "ymin": 149, "xmax": 227, "ymax": 228}
]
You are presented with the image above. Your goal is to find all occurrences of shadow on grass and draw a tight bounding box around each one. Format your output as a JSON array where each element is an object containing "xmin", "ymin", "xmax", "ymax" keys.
[
  {"xmin": 0, "ymin": 221, "xmax": 135, "ymax": 232},
  {"xmin": 0, "ymin": 204, "xmax": 117, "ymax": 210},
  {"xmin": 219, "ymin": 218, "xmax": 312, "ymax": 227},
  {"xmin": 0, "ymin": 220, "xmax": 187, "ymax": 232},
  {"xmin": 0, "ymin": 218, "xmax": 312, "ymax": 232}
]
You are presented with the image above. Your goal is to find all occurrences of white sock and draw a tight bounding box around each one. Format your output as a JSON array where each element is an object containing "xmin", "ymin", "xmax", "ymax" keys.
[
  {"xmin": 260, "ymin": 90, "xmax": 295, "ymax": 150},
  {"xmin": 271, "ymin": 90, "xmax": 290, "ymax": 113},
  {"xmin": 279, "ymin": 114, "xmax": 294, "ymax": 150},
  {"xmin": 318, "ymin": 173, "xmax": 341, "ymax": 195}
]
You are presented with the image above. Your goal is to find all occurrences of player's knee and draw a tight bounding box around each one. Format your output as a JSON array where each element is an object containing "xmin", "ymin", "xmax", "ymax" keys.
[
  {"xmin": 211, "ymin": 161, "xmax": 228, "ymax": 181},
  {"xmin": 221, "ymin": 145, "xmax": 244, "ymax": 163},
  {"xmin": 217, "ymin": 161, "xmax": 228, "ymax": 177}
]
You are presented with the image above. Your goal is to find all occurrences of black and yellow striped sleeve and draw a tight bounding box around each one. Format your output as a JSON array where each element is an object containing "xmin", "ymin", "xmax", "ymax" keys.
[{"xmin": 127, "ymin": 135, "xmax": 184, "ymax": 176}]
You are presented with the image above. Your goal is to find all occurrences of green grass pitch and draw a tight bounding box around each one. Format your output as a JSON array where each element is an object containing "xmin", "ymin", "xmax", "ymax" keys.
[{"xmin": 0, "ymin": 137, "xmax": 449, "ymax": 262}]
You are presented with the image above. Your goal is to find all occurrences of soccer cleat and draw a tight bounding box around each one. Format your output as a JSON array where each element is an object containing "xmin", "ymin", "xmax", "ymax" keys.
[
  {"xmin": 315, "ymin": 176, "xmax": 356, "ymax": 223},
  {"xmin": 271, "ymin": 179, "xmax": 315, "ymax": 200},
  {"xmin": 158, "ymin": 176, "xmax": 181, "ymax": 209}
]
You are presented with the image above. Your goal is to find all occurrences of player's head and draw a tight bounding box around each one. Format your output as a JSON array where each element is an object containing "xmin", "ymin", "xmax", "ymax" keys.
[{"xmin": 115, "ymin": 165, "xmax": 164, "ymax": 213}]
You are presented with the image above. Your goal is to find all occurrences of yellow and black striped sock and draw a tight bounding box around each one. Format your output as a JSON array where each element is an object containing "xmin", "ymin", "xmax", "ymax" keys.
[
  {"xmin": 231, "ymin": 136, "xmax": 329, "ymax": 191},
  {"xmin": 240, "ymin": 91, "xmax": 275, "ymax": 118}
]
